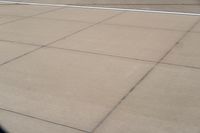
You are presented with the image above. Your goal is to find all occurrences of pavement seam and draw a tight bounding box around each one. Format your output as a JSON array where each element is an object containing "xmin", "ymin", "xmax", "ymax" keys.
[
  {"xmin": 0, "ymin": 39, "xmax": 41, "ymax": 46},
  {"xmin": 46, "ymin": 46, "xmax": 200, "ymax": 70},
  {"xmin": 102, "ymin": 22, "xmax": 197, "ymax": 32},
  {"xmin": 91, "ymin": 16, "xmax": 200, "ymax": 133},
  {"xmin": 190, "ymin": 31, "xmax": 200, "ymax": 33},
  {"xmin": 0, "ymin": 5, "xmax": 65, "ymax": 26},
  {"xmin": 1, "ymin": 35, "xmax": 200, "ymax": 71},
  {"xmin": 34, "ymin": 16, "xmax": 95, "ymax": 24},
  {"xmin": 0, "ymin": 46, "xmax": 41, "ymax": 66},
  {"xmin": 47, "ymin": 46, "xmax": 156, "ymax": 63},
  {"xmin": 159, "ymin": 18, "xmax": 200, "ymax": 62},
  {"xmin": 161, "ymin": 62, "xmax": 200, "ymax": 70},
  {"xmin": 42, "ymin": 11, "xmax": 125, "ymax": 47},
  {"xmin": 0, "ymin": 108, "xmax": 90, "ymax": 133}
]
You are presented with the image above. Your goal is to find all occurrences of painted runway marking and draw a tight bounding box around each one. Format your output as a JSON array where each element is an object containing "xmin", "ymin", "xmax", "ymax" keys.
[{"xmin": 1, "ymin": 0, "xmax": 200, "ymax": 16}]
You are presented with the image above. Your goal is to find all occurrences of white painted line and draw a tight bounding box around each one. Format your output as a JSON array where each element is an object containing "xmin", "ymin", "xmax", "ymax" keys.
[{"xmin": 1, "ymin": 0, "xmax": 200, "ymax": 16}]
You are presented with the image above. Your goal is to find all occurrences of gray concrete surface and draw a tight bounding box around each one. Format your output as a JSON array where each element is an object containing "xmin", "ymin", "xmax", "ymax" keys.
[{"xmin": 0, "ymin": 3, "xmax": 200, "ymax": 133}]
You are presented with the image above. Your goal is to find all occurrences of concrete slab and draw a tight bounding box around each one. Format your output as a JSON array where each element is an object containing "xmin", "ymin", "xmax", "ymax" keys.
[
  {"xmin": 95, "ymin": 64, "xmax": 200, "ymax": 133},
  {"xmin": 0, "ymin": 47, "xmax": 154, "ymax": 131}
]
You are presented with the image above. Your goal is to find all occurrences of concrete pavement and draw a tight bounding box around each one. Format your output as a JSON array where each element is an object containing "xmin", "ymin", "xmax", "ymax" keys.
[{"xmin": 0, "ymin": 2, "xmax": 200, "ymax": 133}]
